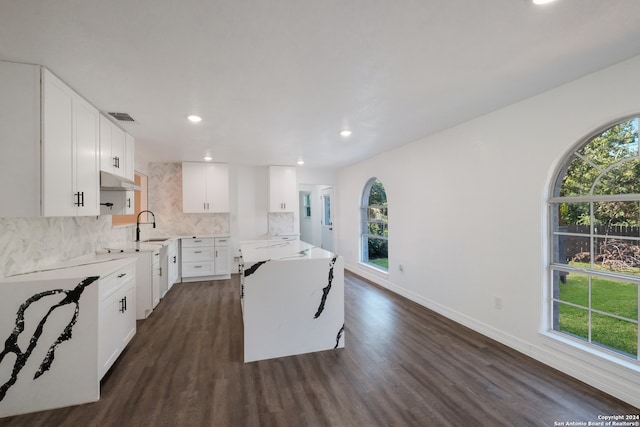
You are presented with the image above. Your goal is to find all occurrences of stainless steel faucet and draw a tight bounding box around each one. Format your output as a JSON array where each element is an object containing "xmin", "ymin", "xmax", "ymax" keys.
[{"xmin": 136, "ymin": 210, "xmax": 156, "ymax": 242}]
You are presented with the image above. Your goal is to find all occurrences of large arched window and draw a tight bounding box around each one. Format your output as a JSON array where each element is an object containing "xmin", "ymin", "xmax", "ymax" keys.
[
  {"xmin": 361, "ymin": 178, "xmax": 388, "ymax": 270},
  {"xmin": 550, "ymin": 117, "xmax": 639, "ymax": 362}
]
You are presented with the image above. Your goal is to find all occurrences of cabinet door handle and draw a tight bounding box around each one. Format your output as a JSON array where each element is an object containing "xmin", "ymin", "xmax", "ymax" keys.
[
  {"xmin": 127, "ymin": 197, "xmax": 131, "ymax": 208},
  {"xmin": 123, "ymin": 296, "xmax": 127, "ymax": 311},
  {"xmin": 216, "ymin": 250, "xmax": 218, "ymax": 257},
  {"xmin": 74, "ymin": 191, "xmax": 84, "ymax": 207},
  {"xmin": 119, "ymin": 297, "xmax": 126, "ymax": 313},
  {"xmin": 173, "ymin": 256, "xmax": 177, "ymax": 263},
  {"xmin": 159, "ymin": 267, "xmax": 162, "ymax": 276}
]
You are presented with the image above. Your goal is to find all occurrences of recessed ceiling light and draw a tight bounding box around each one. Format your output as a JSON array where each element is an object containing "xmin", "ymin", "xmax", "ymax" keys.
[
  {"xmin": 297, "ymin": 159, "xmax": 305, "ymax": 165},
  {"xmin": 533, "ymin": 0, "xmax": 556, "ymax": 4},
  {"xmin": 188, "ymin": 115, "xmax": 202, "ymax": 123},
  {"xmin": 203, "ymin": 155, "xmax": 212, "ymax": 161},
  {"xmin": 340, "ymin": 130, "xmax": 352, "ymax": 137}
]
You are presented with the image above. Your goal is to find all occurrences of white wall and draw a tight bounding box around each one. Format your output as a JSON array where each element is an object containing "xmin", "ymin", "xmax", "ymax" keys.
[{"xmin": 337, "ymin": 54, "xmax": 640, "ymax": 408}]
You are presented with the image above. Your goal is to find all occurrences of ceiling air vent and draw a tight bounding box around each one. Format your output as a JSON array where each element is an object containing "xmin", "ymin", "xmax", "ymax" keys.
[{"xmin": 108, "ymin": 112, "xmax": 135, "ymax": 122}]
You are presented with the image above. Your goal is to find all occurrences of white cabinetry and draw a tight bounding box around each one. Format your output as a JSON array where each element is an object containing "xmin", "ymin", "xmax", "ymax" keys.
[
  {"xmin": 99, "ymin": 114, "xmax": 134, "ymax": 180},
  {"xmin": 159, "ymin": 241, "xmax": 179, "ymax": 298},
  {"xmin": 99, "ymin": 190, "xmax": 134, "ymax": 215},
  {"xmin": 42, "ymin": 72, "xmax": 101, "ymax": 217},
  {"xmin": 269, "ymin": 166, "xmax": 297, "ymax": 212},
  {"xmin": 214, "ymin": 237, "xmax": 231, "ymax": 276},
  {"xmin": 98, "ymin": 261, "xmax": 136, "ymax": 379},
  {"xmin": 0, "ymin": 61, "xmax": 100, "ymax": 217},
  {"xmin": 152, "ymin": 250, "xmax": 161, "ymax": 310},
  {"xmin": 125, "ymin": 133, "xmax": 135, "ymax": 180},
  {"xmin": 182, "ymin": 162, "xmax": 229, "ymax": 213},
  {"xmin": 97, "ymin": 249, "xmax": 161, "ymax": 320},
  {"xmin": 167, "ymin": 240, "xmax": 180, "ymax": 291},
  {"xmin": 181, "ymin": 237, "xmax": 231, "ymax": 281}
]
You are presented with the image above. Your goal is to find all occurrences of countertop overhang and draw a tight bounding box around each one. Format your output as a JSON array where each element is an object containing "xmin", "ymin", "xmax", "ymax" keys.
[{"xmin": 240, "ymin": 240, "xmax": 335, "ymax": 264}]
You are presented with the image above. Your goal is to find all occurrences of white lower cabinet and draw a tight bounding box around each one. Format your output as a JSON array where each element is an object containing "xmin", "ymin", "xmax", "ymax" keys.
[
  {"xmin": 97, "ymin": 249, "xmax": 161, "ymax": 320},
  {"xmin": 180, "ymin": 237, "xmax": 231, "ymax": 281},
  {"xmin": 167, "ymin": 240, "xmax": 180, "ymax": 291},
  {"xmin": 214, "ymin": 237, "xmax": 231, "ymax": 276},
  {"xmin": 152, "ymin": 250, "xmax": 161, "ymax": 309},
  {"xmin": 98, "ymin": 261, "xmax": 136, "ymax": 379}
]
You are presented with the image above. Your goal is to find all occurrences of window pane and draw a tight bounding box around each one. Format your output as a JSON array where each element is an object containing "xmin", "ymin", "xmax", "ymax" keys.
[
  {"xmin": 368, "ymin": 179, "xmax": 387, "ymax": 206},
  {"xmin": 558, "ymin": 271, "xmax": 589, "ymax": 307},
  {"xmin": 592, "ymin": 313, "xmax": 638, "ymax": 357},
  {"xmin": 368, "ymin": 207, "xmax": 388, "ymax": 221},
  {"xmin": 554, "ymin": 202, "xmax": 590, "ymax": 231},
  {"xmin": 558, "ymin": 156, "xmax": 599, "ymax": 197},
  {"xmin": 594, "ymin": 158, "xmax": 640, "ymax": 195},
  {"xmin": 323, "ymin": 195, "xmax": 330, "ymax": 226},
  {"xmin": 592, "ymin": 276, "xmax": 638, "ymax": 320},
  {"xmin": 577, "ymin": 119, "xmax": 639, "ymax": 169},
  {"xmin": 553, "ymin": 235, "xmax": 590, "ymax": 265},
  {"xmin": 557, "ymin": 304, "xmax": 589, "ymax": 342},
  {"xmin": 593, "ymin": 237, "xmax": 640, "ymax": 275},
  {"xmin": 367, "ymin": 237, "xmax": 388, "ymax": 269},
  {"xmin": 367, "ymin": 222, "xmax": 387, "ymax": 237},
  {"xmin": 593, "ymin": 201, "xmax": 640, "ymax": 236}
]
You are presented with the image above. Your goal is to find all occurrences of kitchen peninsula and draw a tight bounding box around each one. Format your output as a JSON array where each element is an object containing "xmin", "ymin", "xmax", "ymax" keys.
[{"xmin": 240, "ymin": 240, "xmax": 344, "ymax": 363}]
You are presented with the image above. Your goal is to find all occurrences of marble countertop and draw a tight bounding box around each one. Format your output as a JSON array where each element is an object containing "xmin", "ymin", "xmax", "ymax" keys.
[
  {"xmin": 0, "ymin": 256, "xmax": 136, "ymax": 282},
  {"xmin": 240, "ymin": 240, "xmax": 335, "ymax": 263}
]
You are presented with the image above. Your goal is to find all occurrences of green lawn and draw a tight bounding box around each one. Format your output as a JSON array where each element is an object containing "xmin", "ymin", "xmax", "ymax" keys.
[
  {"xmin": 369, "ymin": 258, "xmax": 388, "ymax": 269},
  {"xmin": 558, "ymin": 270, "xmax": 638, "ymax": 356}
]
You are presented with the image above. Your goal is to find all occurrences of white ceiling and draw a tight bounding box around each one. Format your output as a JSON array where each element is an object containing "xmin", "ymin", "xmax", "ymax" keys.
[{"xmin": 2, "ymin": 1, "xmax": 640, "ymax": 168}]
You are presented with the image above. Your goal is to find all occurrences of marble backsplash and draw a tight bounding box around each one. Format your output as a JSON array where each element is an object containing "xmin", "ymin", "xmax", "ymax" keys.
[
  {"xmin": 145, "ymin": 162, "xmax": 230, "ymax": 239},
  {"xmin": 0, "ymin": 216, "xmax": 131, "ymax": 279},
  {"xmin": 268, "ymin": 212, "xmax": 294, "ymax": 235}
]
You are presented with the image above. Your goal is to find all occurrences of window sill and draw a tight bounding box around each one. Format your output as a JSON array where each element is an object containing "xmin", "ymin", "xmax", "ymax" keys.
[
  {"xmin": 539, "ymin": 330, "xmax": 640, "ymax": 376},
  {"xmin": 358, "ymin": 261, "xmax": 389, "ymax": 276}
]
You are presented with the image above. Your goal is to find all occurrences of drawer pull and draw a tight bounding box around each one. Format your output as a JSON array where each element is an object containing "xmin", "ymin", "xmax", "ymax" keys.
[
  {"xmin": 194, "ymin": 251, "xmax": 202, "ymax": 254},
  {"xmin": 117, "ymin": 273, "xmax": 127, "ymax": 278},
  {"xmin": 194, "ymin": 265, "xmax": 202, "ymax": 269}
]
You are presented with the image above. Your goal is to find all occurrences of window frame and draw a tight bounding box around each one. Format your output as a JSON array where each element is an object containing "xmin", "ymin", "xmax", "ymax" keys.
[
  {"xmin": 548, "ymin": 116, "xmax": 640, "ymax": 363},
  {"xmin": 360, "ymin": 177, "xmax": 388, "ymax": 271}
]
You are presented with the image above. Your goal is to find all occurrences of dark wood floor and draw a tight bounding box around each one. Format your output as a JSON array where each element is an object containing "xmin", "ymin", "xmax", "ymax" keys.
[{"xmin": 1, "ymin": 272, "xmax": 637, "ymax": 426}]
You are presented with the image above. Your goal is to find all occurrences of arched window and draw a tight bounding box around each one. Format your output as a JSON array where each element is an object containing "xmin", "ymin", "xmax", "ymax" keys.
[
  {"xmin": 550, "ymin": 117, "xmax": 639, "ymax": 361},
  {"xmin": 361, "ymin": 178, "xmax": 388, "ymax": 270}
]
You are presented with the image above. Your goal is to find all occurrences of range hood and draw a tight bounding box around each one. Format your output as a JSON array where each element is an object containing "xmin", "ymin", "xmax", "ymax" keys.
[{"xmin": 100, "ymin": 171, "xmax": 141, "ymax": 191}]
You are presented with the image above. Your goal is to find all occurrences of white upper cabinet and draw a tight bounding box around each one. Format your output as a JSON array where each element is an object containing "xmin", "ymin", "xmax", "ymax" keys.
[
  {"xmin": 268, "ymin": 166, "xmax": 297, "ymax": 212},
  {"xmin": 124, "ymin": 133, "xmax": 135, "ymax": 181},
  {"xmin": 182, "ymin": 162, "xmax": 229, "ymax": 213},
  {"xmin": 42, "ymin": 69, "xmax": 100, "ymax": 216},
  {"xmin": 0, "ymin": 61, "xmax": 41, "ymax": 217},
  {"xmin": 100, "ymin": 114, "xmax": 134, "ymax": 180},
  {"xmin": 0, "ymin": 62, "xmax": 100, "ymax": 217}
]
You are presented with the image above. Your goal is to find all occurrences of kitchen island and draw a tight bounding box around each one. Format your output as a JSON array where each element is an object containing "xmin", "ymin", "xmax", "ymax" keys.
[{"xmin": 240, "ymin": 240, "xmax": 344, "ymax": 363}]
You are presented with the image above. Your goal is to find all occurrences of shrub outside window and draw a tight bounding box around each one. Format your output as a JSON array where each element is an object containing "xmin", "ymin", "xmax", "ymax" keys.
[
  {"xmin": 361, "ymin": 178, "xmax": 388, "ymax": 270},
  {"xmin": 550, "ymin": 117, "xmax": 639, "ymax": 361}
]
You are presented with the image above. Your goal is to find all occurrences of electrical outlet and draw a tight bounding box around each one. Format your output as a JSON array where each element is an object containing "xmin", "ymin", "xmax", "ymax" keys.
[
  {"xmin": 494, "ymin": 297, "xmax": 503, "ymax": 310},
  {"xmin": 398, "ymin": 264, "xmax": 404, "ymax": 273}
]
